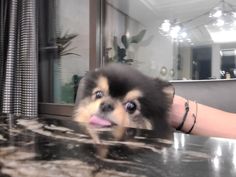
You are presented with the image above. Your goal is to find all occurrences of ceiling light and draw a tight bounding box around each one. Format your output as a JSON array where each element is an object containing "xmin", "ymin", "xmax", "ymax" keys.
[
  {"xmin": 170, "ymin": 25, "xmax": 181, "ymax": 38},
  {"xmin": 208, "ymin": 29, "xmax": 236, "ymax": 43},
  {"xmin": 172, "ymin": 25, "xmax": 181, "ymax": 33},
  {"xmin": 159, "ymin": 0, "xmax": 236, "ymax": 44},
  {"xmin": 210, "ymin": 8, "xmax": 223, "ymax": 18},
  {"xmin": 170, "ymin": 30, "xmax": 178, "ymax": 38},
  {"xmin": 180, "ymin": 32, "xmax": 187, "ymax": 38},
  {"xmin": 160, "ymin": 20, "xmax": 171, "ymax": 32},
  {"xmin": 219, "ymin": 49, "xmax": 236, "ymax": 56},
  {"xmin": 232, "ymin": 20, "xmax": 236, "ymax": 27},
  {"xmin": 232, "ymin": 12, "xmax": 236, "ymax": 18},
  {"xmin": 215, "ymin": 18, "xmax": 225, "ymax": 27}
]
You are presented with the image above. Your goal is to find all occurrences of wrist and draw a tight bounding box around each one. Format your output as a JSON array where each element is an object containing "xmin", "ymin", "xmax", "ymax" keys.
[
  {"xmin": 176, "ymin": 100, "xmax": 190, "ymax": 131},
  {"xmin": 169, "ymin": 96, "xmax": 197, "ymax": 133}
]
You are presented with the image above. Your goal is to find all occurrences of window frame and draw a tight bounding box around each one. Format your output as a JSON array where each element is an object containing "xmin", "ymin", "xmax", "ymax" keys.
[{"xmin": 38, "ymin": 0, "xmax": 105, "ymax": 117}]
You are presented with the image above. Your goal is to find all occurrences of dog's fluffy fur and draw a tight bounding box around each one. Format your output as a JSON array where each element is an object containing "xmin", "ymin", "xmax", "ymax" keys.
[{"xmin": 73, "ymin": 64, "xmax": 174, "ymax": 146}]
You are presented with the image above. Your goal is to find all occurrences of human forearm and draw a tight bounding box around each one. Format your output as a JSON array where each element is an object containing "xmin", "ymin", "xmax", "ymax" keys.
[{"xmin": 170, "ymin": 95, "xmax": 236, "ymax": 139}]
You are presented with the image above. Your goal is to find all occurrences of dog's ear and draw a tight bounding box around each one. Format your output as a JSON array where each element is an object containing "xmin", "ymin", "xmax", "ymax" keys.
[
  {"xmin": 75, "ymin": 77, "xmax": 86, "ymax": 106},
  {"xmin": 154, "ymin": 78, "xmax": 175, "ymax": 103}
]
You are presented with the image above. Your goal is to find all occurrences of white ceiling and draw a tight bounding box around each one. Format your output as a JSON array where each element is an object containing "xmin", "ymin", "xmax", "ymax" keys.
[
  {"xmin": 107, "ymin": 0, "xmax": 236, "ymax": 44},
  {"xmin": 107, "ymin": 0, "xmax": 236, "ymax": 26}
]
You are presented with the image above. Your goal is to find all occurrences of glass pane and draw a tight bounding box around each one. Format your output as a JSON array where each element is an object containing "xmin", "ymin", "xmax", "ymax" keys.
[
  {"xmin": 103, "ymin": 0, "xmax": 236, "ymax": 80},
  {"xmin": 39, "ymin": 0, "xmax": 89, "ymax": 104}
]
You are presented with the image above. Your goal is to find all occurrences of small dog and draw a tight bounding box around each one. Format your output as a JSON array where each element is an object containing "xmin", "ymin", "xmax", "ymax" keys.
[{"xmin": 73, "ymin": 64, "xmax": 174, "ymax": 152}]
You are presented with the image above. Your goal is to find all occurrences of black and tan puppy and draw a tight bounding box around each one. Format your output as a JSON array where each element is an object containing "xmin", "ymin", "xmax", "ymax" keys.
[{"xmin": 73, "ymin": 64, "xmax": 174, "ymax": 148}]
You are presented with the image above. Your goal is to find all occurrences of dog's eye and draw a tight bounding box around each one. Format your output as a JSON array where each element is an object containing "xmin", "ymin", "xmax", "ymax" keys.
[
  {"xmin": 125, "ymin": 101, "xmax": 137, "ymax": 114},
  {"xmin": 95, "ymin": 91, "xmax": 103, "ymax": 99}
]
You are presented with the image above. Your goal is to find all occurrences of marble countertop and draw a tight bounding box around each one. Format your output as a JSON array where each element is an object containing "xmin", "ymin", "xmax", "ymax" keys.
[{"xmin": 0, "ymin": 116, "xmax": 236, "ymax": 177}]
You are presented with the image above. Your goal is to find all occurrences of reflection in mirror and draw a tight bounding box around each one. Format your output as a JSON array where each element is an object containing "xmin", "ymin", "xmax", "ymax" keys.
[
  {"xmin": 220, "ymin": 48, "xmax": 236, "ymax": 79},
  {"xmin": 104, "ymin": 0, "xmax": 236, "ymax": 80}
]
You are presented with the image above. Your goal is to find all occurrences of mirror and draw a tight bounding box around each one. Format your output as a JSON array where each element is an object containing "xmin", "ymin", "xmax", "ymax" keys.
[{"xmin": 104, "ymin": 0, "xmax": 236, "ymax": 80}]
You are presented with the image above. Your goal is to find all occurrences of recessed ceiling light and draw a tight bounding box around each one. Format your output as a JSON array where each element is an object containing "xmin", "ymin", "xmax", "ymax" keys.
[{"xmin": 206, "ymin": 24, "xmax": 236, "ymax": 43}]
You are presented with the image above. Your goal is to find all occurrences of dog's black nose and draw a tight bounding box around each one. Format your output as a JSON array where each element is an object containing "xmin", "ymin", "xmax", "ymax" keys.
[{"xmin": 100, "ymin": 102, "xmax": 114, "ymax": 112}]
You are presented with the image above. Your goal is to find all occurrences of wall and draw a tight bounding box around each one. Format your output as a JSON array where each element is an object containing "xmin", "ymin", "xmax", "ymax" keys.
[
  {"xmin": 105, "ymin": 5, "xmax": 175, "ymax": 79},
  {"xmin": 211, "ymin": 44, "xmax": 221, "ymax": 79},
  {"xmin": 172, "ymin": 79, "xmax": 236, "ymax": 113},
  {"xmin": 177, "ymin": 45, "xmax": 192, "ymax": 80},
  {"xmin": 135, "ymin": 25, "xmax": 174, "ymax": 79}
]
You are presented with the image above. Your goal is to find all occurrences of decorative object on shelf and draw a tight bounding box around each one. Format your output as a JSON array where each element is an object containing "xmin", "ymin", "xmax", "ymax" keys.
[
  {"xmin": 160, "ymin": 66, "xmax": 168, "ymax": 76},
  {"xmin": 106, "ymin": 29, "xmax": 146, "ymax": 65},
  {"xmin": 159, "ymin": 0, "xmax": 236, "ymax": 43},
  {"xmin": 169, "ymin": 68, "xmax": 175, "ymax": 78}
]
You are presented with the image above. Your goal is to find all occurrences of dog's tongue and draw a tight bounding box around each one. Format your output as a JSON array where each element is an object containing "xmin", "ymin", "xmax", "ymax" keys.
[{"xmin": 89, "ymin": 115, "xmax": 111, "ymax": 127}]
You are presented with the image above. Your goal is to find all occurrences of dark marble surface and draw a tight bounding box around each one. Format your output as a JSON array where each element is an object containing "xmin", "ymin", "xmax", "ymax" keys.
[{"xmin": 0, "ymin": 116, "xmax": 236, "ymax": 177}]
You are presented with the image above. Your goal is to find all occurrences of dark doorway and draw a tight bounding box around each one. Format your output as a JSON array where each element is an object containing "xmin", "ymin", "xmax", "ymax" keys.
[
  {"xmin": 192, "ymin": 47, "xmax": 212, "ymax": 80},
  {"xmin": 221, "ymin": 55, "xmax": 236, "ymax": 79}
]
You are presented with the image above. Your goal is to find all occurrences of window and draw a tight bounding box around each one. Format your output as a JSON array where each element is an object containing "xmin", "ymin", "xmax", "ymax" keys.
[
  {"xmin": 38, "ymin": 0, "xmax": 102, "ymax": 116},
  {"xmin": 39, "ymin": 0, "xmax": 90, "ymax": 104}
]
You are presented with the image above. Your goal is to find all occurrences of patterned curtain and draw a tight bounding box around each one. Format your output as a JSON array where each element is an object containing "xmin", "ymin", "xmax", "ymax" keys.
[{"xmin": 0, "ymin": 0, "xmax": 38, "ymax": 118}]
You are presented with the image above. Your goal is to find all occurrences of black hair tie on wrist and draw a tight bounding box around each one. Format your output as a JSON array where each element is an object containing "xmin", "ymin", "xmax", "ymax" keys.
[
  {"xmin": 186, "ymin": 102, "xmax": 198, "ymax": 134},
  {"xmin": 176, "ymin": 100, "xmax": 189, "ymax": 131}
]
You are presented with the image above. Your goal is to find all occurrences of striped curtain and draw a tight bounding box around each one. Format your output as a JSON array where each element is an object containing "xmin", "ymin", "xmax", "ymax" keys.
[{"xmin": 0, "ymin": 0, "xmax": 38, "ymax": 118}]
